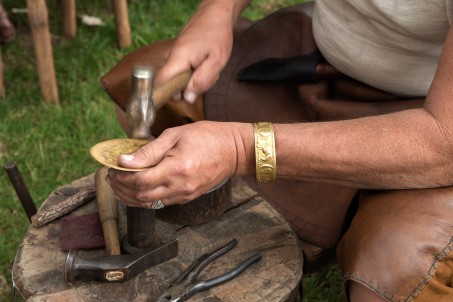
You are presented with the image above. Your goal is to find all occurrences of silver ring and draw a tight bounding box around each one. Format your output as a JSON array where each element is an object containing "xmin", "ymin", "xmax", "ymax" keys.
[{"xmin": 151, "ymin": 200, "xmax": 165, "ymax": 209}]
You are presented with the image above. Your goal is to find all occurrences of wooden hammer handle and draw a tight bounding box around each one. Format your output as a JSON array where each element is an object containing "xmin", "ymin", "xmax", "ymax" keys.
[
  {"xmin": 95, "ymin": 167, "xmax": 121, "ymax": 255},
  {"xmin": 152, "ymin": 70, "xmax": 192, "ymax": 110}
]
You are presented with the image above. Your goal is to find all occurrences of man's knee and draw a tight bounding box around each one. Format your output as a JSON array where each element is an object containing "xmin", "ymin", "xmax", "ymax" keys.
[{"xmin": 349, "ymin": 281, "xmax": 386, "ymax": 302}]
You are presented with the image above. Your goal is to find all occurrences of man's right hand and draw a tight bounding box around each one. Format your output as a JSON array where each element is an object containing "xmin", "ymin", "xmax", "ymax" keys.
[{"xmin": 155, "ymin": 0, "xmax": 251, "ymax": 103}]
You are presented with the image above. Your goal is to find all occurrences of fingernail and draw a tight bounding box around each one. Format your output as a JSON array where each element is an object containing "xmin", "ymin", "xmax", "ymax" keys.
[
  {"xmin": 185, "ymin": 91, "xmax": 197, "ymax": 104},
  {"xmin": 121, "ymin": 154, "xmax": 135, "ymax": 162}
]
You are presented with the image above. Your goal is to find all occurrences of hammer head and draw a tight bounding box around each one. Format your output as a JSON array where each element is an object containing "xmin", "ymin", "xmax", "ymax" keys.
[
  {"xmin": 64, "ymin": 238, "xmax": 178, "ymax": 282},
  {"xmin": 126, "ymin": 66, "xmax": 156, "ymax": 139}
]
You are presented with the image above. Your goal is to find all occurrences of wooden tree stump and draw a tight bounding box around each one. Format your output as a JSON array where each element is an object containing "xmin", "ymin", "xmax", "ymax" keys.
[{"xmin": 12, "ymin": 175, "xmax": 303, "ymax": 301}]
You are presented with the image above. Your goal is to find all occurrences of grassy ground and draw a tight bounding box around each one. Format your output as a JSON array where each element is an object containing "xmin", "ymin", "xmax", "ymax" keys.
[{"xmin": 0, "ymin": 0, "xmax": 344, "ymax": 301}]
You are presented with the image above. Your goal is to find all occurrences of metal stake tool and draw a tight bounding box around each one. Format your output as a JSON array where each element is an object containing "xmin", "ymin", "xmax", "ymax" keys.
[{"xmin": 123, "ymin": 66, "xmax": 160, "ymax": 252}]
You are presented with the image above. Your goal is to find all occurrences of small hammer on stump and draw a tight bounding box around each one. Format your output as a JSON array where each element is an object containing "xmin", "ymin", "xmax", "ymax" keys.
[
  {"xmin": 65, "ymin": 237, "xmax": 178, "ymax": 282},
  {"xmin": 121, "ymin": 66, "xmax": 191, "ymax": 253}
]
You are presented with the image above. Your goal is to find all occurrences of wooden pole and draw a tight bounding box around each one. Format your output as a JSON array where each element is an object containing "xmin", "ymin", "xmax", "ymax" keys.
[
  {"xmin": 27, "ymin": 0, "xmax": 59, "ymax": 104},
  {"xmin": 62, "ymin": 0, "xmax": 77, "ymax": 39},
  {"xmin": 112, "ymin": 0, "xmax": 131, "ymax": 48},
  {"xmin": 0, "ymin": 46, "xmax": 4, "ymax": 99}
]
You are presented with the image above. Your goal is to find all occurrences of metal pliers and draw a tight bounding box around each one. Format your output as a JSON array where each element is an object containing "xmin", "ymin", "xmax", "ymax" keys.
[{"xmin": 157, "ymin": 239, "xmax": 261, "ymax": 302}]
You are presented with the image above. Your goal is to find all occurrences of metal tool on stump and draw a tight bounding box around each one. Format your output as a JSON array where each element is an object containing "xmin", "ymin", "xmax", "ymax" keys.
[
  {"xmin": 4, "ymin": 161, "xmax": 37, "ymax": 222},
  {"xmin": 123, "ymin": 66, "xmax": 160, "ymax": 253},
  {"xmin": 123, "ymin": 66, "xmax": 194, "ymax": 253}
]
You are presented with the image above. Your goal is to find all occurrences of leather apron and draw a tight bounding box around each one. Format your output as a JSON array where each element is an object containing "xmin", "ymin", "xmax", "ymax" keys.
[{"xmin": 100, "ymin": 3, "xmax": 453, "ymax": 301}]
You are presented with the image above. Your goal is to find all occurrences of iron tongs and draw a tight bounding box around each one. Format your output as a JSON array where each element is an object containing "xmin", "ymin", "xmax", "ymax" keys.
[{"xmin": 157, "ymin": 239, "xmax": 261, "ymax": 302}]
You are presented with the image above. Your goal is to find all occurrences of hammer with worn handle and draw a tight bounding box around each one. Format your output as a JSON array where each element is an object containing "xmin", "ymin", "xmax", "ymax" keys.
[
  {"xmin": 65, "ymin": 237, "xmax": 178, "ymax": 282},
  {"xmin": 153, "ymin": 70, "xmax": 192, "ymax": 109}
]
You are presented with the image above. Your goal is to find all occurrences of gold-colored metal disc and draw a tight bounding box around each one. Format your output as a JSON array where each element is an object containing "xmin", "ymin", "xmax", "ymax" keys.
[{"xmin": 90, "ymin": 138, "xmax": 150, "ymax": 171}]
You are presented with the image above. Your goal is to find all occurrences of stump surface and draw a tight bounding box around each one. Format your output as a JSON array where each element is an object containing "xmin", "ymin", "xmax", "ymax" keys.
[{"xmin": 13, "ymin": 175, "xmax": 303, "ymax": 302}]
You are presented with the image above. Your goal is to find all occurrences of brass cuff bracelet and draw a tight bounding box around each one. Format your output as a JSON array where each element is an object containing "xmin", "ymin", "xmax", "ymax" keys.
[{"xmin": 253, "ymin": 122, "xmax": 276, "ymax": 183}]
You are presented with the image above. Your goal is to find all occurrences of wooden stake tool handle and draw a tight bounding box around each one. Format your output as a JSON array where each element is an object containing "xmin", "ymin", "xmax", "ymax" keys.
[{"xmin": 95, "ymin": 167, "xmax": 121, "ymax": 255}]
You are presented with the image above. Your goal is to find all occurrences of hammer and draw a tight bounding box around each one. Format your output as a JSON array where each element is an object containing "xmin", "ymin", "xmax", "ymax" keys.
[
  {"xmin": 65, "ymin": 237, "xmax": 178, "ymax": 282},
  {"xmin": 122, "ymin": 66, "xmax": 191, "ymax": 253}
]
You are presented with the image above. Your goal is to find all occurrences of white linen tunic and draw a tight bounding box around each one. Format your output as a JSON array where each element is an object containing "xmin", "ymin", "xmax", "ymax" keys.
[{"xmin": 313, "ymin": 0, "xmax": 453, "ymax": 97}]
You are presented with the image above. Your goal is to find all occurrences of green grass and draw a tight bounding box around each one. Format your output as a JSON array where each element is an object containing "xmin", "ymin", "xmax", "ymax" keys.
[{"xmin": 0, "ymin": 0, "xmax": 344, "ymax": 301}]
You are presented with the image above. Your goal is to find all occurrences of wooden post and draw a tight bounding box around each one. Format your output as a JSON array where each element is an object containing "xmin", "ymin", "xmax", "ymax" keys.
[
  {"xmin": 112, "ymin": 0, "xmax": 131, "ymax": 48},
  {"xmin": 0, "ymin": 46, "xmax": 4, "ymax": 99},
  {"xmin": 27, "ymin": 0, "xmax": 59, "ymax": 104},
  {"xmin": 62, "ymin": 0, "xmax": 77, "ymax": 38}
]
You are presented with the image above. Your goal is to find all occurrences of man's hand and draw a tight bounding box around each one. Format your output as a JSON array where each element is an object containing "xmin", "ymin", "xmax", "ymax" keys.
[
  {"xmin": 106, "ymin": 121, "xmax": 254, "ymax": 208},
  {"xmin": 155, "ymin": 0, "xmax": 250, "ymax": 103}
]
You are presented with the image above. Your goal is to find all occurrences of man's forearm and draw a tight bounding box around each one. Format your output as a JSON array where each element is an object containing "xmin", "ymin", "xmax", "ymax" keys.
[{"xmin": 271, "ymin": 108, "xmax": 453, "ymax": 189}]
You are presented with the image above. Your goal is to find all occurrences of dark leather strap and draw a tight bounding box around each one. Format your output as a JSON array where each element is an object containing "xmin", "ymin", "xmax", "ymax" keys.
[{"xmin": 237, "ymin": 51, "xmax": 324, "ymax": 83}]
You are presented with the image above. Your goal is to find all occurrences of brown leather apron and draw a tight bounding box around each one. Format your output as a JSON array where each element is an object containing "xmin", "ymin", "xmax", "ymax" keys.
[
  {"xmin": 99, "ymin": 2, "xmax": 426, "ymax": 249},
  {"xmin": 204, "ymin": 3, "xmax": 423, "ymax": 252},
  {"xmin": 101, "ymin": 3, "xmax": 453, "ymax": 300}
]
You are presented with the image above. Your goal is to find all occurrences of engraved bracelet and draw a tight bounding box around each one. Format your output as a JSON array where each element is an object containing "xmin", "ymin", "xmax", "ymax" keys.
[{"xmin": 253, "ymin": 122, "xmax": 276, "ymax": 182}]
